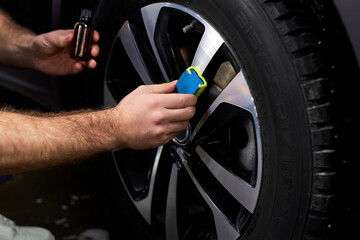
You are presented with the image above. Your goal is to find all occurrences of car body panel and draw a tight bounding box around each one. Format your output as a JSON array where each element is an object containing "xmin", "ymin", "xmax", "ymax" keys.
[
  {"xmin": 0, "ymin": 67, "xmax": 61, "ymax": 108},
  {"xmin": 333, "ymin": 0, "xmax": 360, "ymax": 70}
]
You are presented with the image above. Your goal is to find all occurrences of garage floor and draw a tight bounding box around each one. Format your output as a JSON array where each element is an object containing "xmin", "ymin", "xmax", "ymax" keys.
[
  {"xmin": 0, "ymin": 158, "xmax": 117, "ymax": 240},
  {"xmin": 0, "ymin": 86, "xmax": 144, "ymax": 240}
]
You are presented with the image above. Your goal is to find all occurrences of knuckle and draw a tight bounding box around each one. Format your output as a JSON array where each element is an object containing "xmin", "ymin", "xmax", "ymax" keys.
[
  {"xmin": 179, "ymin": 97, "xmax": 187, "ymax": 107},
  {"xmin": 181, "ymin": 107, "xmax": 195, "ymax": 121},
  {"xmin": 187, "ymin": 106, "xmax": 196, "ymax": 117},
  {"xmin": 183, "ymin": 95, "xmax": 197, "ymax": 107},
  {"xmin": 192, "ymin": 95, "xmax": 198, "ymax": 105},
  {"xmin": 147, "ymin": 97, "xmax": 161, "ymax": 110},
  {"xmin": 153, "ymin": 111, "xmax": 166, "ymax": 124},
  {"xmin": 136, "ymin": 85, "xmax": 147, "ymax": 92},
  {"xmin": 152, "ymin": 126, "xmax": 167, "ymax": 138},
  {"xmin": 162, "ymin": 135, "xmax": 172, "ymax": 145}
]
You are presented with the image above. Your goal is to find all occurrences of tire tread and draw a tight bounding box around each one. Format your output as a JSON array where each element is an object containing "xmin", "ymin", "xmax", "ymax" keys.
[{"xmin": 261, "ymin": 0, "xmax": 337, "ymax": 239}]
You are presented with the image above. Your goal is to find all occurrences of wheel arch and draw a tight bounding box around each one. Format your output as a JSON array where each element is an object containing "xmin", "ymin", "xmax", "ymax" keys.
[{"xmin": 332, "ymin": 0, "xmax": 360, "ymax": 72}]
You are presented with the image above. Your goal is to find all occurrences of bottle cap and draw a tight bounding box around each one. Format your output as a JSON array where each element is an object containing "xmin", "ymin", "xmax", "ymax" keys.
[{"xmin": 80, "ymin": 9, "xmax": 92, "ymax": 20}]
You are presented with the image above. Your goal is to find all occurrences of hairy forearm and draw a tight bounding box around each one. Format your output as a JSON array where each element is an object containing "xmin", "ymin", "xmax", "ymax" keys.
[
  {"xmin": 0, "ymin": 108, "xmax": 117, "ymax": 174},
  {"xmin": 0, "ymin": 9, "xmax": 35, "ymax": 68}
]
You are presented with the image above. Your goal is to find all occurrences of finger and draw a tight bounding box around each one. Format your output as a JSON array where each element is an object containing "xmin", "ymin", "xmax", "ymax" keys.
[
  {"xmin": 91, "ymin": 44, "xmax": 100, "ymax": 57},
  {"xmin": 140, "ymin": 81, "xmax": 177, "ymax": 94},
  {"xmin": 92, "ymin": 30, "xmax": 100, "ymax": 43},
  {"xmin": 160, "ymin": 94, "xmax": 197, "ymax": 109},
  {"xmin": 152, "ymin": 121, "xmax": 190, "ymax": 146},
  {"xmin": 162, "ymin": 107, "xmax": 196, "ymax": 122},
  {"xmin": 166, "ymin": 121, "xmax": 190, "ymax": 136},
  {"xmin": 48, "ymin": 29, "xmax": 74, "ymax": 48},
  {"xmin": 64, "ymin": 32, "xmax": 74, "ymax": 45},
  {"xmin": 72, "ymin": 62, "xmax": 85, "ymax": 74},
  {"xmin": 86, "ymin": 59, "xmax": 97, "ymax": 69}
]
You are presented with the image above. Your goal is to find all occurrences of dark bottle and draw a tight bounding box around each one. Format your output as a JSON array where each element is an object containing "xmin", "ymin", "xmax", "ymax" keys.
[{"xmin": 71, "ymin": 9, "xmax": 94, "ymax": 61}]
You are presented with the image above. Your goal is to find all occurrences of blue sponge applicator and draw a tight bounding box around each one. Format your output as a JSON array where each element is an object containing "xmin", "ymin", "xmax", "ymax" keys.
[{"xmin": 173, "ymin": 67, "xmax": 207, "ymax": 97}]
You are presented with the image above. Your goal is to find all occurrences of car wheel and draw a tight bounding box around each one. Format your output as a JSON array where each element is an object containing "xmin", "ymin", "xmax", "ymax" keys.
[{"xmin": 96, "ymin": 0, "xmax": 338, "ymax": 239}]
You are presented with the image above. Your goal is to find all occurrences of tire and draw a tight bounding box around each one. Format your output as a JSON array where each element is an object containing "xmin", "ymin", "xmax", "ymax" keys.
[{"xmin": 94, "ymin": 0, "xmax": 340, "ymax": 239}]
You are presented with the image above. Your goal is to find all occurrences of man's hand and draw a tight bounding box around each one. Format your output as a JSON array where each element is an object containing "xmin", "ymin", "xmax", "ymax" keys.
[
  {"xmin": 110, "ymin": 81, "xmax": 197, "ymax": 150},
  {"xmin": 30, "ymin": 29, "xmax": 100, "ymax": 75}
]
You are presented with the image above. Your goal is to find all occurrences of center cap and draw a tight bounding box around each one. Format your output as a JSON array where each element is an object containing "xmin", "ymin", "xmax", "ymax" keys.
[{"xmin": 173, "ymin": 124, "xmax": 191, "ymax": 145}]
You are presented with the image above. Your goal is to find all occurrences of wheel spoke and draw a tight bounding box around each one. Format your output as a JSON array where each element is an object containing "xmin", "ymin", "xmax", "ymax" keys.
[
  {"xmin": 213, "ymin": 212, "xmax": 240, "ymax": 240},
  {"xmin": 165, "ymin": 163, "xmax": 180, "ymax": 240},
  {"xmin": 141, "ymin": 3, "xmax": 170, "ymax": 82},
  {"xmin": 176, "ymin": 148, "xmax": 240, "ymax": 240},
  {"xmin": 103, "ymin": 80, "xmax": 117, "ymax": 107},
  {"xmin": 191, "ymin": 70, "xmax": 257, "ymax": 140},
  {"xmin": 115, "ymin": 146, "xmax": 163, "ymax": 225},
  {"xmin": 191, "ymin": 23, "xmax": 224, "ymax": 74},
  {"xmin": 195, "ymin": 146, "xmax": 258, "ymax": 213},
  {"xmin": 117, "ymin": 21, "xmax": 154, "ymax": 85}
]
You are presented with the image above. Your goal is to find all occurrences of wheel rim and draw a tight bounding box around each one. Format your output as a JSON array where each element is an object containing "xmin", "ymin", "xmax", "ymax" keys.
[{"xmin": 104, "ymin": 3, "xmax": 263, "ymax": 239}]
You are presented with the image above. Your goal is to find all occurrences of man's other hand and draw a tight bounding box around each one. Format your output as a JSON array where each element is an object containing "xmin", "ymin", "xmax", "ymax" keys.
[{"xmin": 30, "ymin": 29, "xmax": 100, "ymax": 75}]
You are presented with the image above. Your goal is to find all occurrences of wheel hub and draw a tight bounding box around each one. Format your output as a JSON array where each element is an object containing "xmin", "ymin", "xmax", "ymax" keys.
[{"xmin": 173, "ymin": 124, "xmax": 191, "ymax": 145}]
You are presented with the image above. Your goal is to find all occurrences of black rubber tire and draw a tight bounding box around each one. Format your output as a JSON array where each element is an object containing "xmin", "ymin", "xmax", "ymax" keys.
[{"xmin": 93, "ymin": 0, "xmax": 340, "ymax": 239}]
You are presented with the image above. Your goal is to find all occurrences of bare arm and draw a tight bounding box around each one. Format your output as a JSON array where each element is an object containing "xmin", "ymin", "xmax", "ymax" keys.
[
  {"xmin": 0, "ymin": 9, "xmax": 35, "ymax": 68},
  {"xmin": 0, "ymin": 82, "xmax": 197, "ymax": 174},
  {"xmin": 0, "ymin": 108, "xmax": 116, "ymax": 173}
]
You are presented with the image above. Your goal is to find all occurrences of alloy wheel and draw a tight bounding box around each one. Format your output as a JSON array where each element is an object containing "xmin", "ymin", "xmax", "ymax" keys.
[{"xmin": 104, "ymin": 3, "xmax": 263, "ymax": 239}]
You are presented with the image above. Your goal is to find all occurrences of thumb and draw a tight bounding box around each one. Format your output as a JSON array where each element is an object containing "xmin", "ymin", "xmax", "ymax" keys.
[
  {"xmin": 145, "ymin": 81, "xmax": 177, "ymax": 94},
  {"xmin": 47, "ymin": 30, "xmax": 73, "ymax": 48},
  {"xmin": 63, "ymin": 32, "xmax": 74, "ymax": 46}
]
